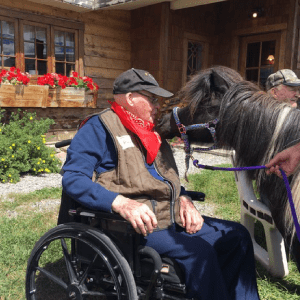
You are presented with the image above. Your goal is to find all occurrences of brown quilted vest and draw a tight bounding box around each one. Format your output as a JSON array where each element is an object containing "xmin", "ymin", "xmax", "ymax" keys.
[{"xmin": 95, "ymin": 109, "xmax": 183, "ymax": 230}]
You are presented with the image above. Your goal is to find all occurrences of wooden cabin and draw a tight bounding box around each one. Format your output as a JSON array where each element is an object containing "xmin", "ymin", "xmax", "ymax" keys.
[{"xmin": 0, "ymin": 0, "xmax": 299, "ymax": 138}]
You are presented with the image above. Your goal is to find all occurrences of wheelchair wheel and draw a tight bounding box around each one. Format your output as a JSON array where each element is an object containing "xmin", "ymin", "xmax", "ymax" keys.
[{"xmin": 26, "ymin": 223, "xmax": 137, "ymax": 300}]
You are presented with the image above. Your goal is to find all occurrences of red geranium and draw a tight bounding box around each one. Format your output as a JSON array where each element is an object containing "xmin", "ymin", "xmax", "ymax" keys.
[
  {"xmin": 37, "ymin": 73, "xmax": 68, "ymax": 88},
  {"xmin": 67, "ymin": 72, "xmax": 99, "ymax": 92},
  {"xmin": 0, "ymin": 67, "xmax": 30, "ymax": 85}
]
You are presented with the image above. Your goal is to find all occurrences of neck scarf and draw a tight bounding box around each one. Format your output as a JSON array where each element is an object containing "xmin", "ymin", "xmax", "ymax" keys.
[{"xmin": 110, "ymin": 101, "xmax": 161, "ymax": 164}]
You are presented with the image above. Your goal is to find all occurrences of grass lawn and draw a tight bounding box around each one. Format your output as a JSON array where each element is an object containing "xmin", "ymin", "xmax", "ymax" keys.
[
  {"xmin": 188, "ymin": 164, "xmax": 300, "ymax": 300},
  {"xmin": 0, "ymin": 167, "xmax": 299, "ymax": 299}
]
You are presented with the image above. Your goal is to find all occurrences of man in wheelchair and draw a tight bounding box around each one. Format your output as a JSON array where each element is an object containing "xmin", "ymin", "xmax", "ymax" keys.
[{"xmin": 27, "ymin": 68, "xmax": 260, "ymax": 300}]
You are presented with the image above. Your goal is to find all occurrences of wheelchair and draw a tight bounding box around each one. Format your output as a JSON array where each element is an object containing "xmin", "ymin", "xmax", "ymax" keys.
[{"xmin": 25, "ymin": 139, "xmax": 205, "ymax": 300}]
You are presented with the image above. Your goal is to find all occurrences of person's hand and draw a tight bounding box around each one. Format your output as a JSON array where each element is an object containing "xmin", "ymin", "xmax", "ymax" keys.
[
  {"xmin": 179, "ymin": 195, "xmax": 204, "ymax": 234},
  {"xmin": 112, "ymin": 195, "xmax": 157, "ymax": 236},
  {"xmin": 266, "ymin": 143, "xmax": 300, "ymax": 177}
]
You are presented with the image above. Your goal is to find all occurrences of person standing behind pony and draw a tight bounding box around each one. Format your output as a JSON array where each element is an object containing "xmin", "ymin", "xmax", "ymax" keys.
[{"xmin": 266, "ymin": 69, "xmax": 300, "ymax": 108}]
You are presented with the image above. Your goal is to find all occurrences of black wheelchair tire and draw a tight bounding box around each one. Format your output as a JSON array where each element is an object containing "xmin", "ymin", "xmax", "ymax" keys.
[{"xmin": 25, "ymin": 223, "xmax": 138, "ymax": 300}]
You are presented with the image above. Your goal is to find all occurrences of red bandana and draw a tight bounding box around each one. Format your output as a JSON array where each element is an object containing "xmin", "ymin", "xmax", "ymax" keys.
[{"xmin": 110, "ymin": 101, "xmax": 161, "ymax": 164}]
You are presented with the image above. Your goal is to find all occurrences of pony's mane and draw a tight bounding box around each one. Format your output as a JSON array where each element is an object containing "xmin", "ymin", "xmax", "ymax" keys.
[
  {"xmin": 216, "ymin": 80, "xmax": 300, "ymax": 240},
  {"xmin": 180, "ymin": 66, "xmax": 243, "ymax": 117}
]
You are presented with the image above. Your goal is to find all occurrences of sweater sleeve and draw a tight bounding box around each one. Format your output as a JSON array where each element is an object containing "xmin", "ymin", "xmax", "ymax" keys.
[{"xmin": 62, "ymin": 116, "xmax": 119, "ymax": 212}]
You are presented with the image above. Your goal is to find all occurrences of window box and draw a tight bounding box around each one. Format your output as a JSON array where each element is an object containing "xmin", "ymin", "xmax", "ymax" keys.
[
  {"xmin": 0, "ymin": 84, "xmax": 49, "ymax": 107},
  {"xmin": 47, "ymin": 87, "xmax": 97, "ymax": 108}
]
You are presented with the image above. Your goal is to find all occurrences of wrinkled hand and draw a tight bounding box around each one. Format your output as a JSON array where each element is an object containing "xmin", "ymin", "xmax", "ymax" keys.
[
  {"xmin": 179, "ymin": 195, "xmax": 204, "ymax": 234},
  {"xmin": 266, "ymin": 143, "xmax": 300, "ymax": 178},
  {"xmin": 112, "ymin": 195, "xmax": 157, "ymax": 236}
]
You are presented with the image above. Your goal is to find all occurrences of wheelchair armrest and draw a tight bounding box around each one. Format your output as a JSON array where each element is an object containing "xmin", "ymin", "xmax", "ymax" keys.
[
  {"xmin": 68, "ymin": 207, "xmax": 137, "ymax": 234},
  {"xmin": 185, "ymin": 190, "xmax": 205, "ymax": 201}
]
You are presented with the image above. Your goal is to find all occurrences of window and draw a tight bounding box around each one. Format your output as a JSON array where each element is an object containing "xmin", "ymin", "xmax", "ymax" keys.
[
  {"xmin": 239, "ymin": 32, "xmax": 281, "ymax": 88},
  {"xmin": 0, "ymin": 11, "xmax": 82, "ymax": 77},
  {"xmin": 187, "ymin": 41, "xmax": 203, "ymax": 77},
  {"xmin": 0, "ymin": 19, "xmax": 17, "ymax": 68},
  {"xmin": 182, "ymin": 33, "xmax": 210, "ymax": 85}
]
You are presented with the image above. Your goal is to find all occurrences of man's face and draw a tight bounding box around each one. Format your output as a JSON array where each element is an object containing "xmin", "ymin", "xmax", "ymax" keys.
[
  {"xmin": 272, "ymin": 84, "xmax": 300, "ymax": 107},
  {"xmin": 127, "ymin": 91, "xmax": 160, "ymax": 123}
]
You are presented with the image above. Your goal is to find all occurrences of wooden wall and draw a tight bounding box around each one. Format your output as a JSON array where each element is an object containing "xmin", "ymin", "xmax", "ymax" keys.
[
  {"xmin": 0, "ymin": 0, "xmax": 131, "ymax": 132},
  {"xmin": 131, "ymin": 2, "xmax": 218, "ymax": 95},
  {"xmin": 214, "ymin": 0, "xmax": 296, "ymax": 70}
]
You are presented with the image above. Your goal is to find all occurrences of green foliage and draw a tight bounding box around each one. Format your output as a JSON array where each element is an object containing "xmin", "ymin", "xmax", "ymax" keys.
[{"xmin": 0, "ymin": 109, "xmax": 60, "ymax": 183}]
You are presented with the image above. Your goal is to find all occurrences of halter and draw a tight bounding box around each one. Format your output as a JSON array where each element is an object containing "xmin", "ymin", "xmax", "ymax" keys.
[{"xmin": 172, "ymin": 106, "xmax": 219, "ymax": 180}]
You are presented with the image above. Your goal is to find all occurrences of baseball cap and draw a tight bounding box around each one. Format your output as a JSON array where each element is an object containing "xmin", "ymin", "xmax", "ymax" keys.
[
  {"xmin": 113, "ymin": 68, "xmax": 174, "ymax": 98},
  {"xmin": 266, "ymin": 69, "xmax": 300, "ymax": 90}
]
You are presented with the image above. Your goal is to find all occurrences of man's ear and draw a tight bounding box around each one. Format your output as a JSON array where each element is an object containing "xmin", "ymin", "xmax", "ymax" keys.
[
  {"xmin": 270, "ymin": 87, "xmax": 278, "ymax": 98},
  {"xmin": 126, "ymin": 92, "xmax": 134, "ymax": 106}
]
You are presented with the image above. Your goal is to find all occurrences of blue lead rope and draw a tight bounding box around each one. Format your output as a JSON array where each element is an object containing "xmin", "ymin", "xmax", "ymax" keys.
[{"xmin": 192, "ymin": 160, "xmax": 300, "ymax": 243}]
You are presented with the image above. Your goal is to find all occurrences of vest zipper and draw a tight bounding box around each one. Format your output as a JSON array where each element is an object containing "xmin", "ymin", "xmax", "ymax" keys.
[
  {"xmin": 130, "ymin": 134, "xmax": 176, "ymax": 224},
  {"xmin": 150, "ymin": 199, "xmax": 157, "ymax": 213},
  {"xmin": 153, "ymin": 162, "xmax": 176, "ymax": 224}
]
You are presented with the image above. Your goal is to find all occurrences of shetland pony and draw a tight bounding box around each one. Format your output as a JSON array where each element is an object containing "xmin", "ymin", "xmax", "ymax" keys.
[{"xmin": 156, "ymin": 66, "xmax": 300, "ymax": 270}]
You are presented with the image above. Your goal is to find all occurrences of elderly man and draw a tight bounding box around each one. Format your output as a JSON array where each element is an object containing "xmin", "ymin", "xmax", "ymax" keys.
[
  {"xmin": 266, "ymin": 69, "xmax": 300, "ymax": 108},
  {"xmin": 61, "ymin": 68, "xmax": 260, "ymax": 300}
]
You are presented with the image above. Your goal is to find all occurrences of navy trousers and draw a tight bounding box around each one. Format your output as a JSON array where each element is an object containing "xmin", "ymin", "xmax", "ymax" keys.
[{"xmin": 140, "ymin": 216, "xmax": 260, "ymax": 300}]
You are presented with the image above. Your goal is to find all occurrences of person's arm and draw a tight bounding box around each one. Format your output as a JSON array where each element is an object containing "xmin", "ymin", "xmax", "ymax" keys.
[
  {"xmin": 62, "ymin": 119, "xmax": 119, "ymax": 212},
  {"xmin": 266, "ymin": 142, "xmax": 300, "ymax": 177}
]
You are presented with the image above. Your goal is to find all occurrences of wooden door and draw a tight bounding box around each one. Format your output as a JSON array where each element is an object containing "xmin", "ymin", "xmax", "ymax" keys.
[{"xmin": 239, "ymin": 32, "xmax": 281, "ymax": 88}]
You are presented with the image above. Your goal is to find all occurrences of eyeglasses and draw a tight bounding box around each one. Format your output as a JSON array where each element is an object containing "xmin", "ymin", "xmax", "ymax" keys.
[{"xmin": 138, "ymin": 91, "xmax": 159, "ymax": 104}]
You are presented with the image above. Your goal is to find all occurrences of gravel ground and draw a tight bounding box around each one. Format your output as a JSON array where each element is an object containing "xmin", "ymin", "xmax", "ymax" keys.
[{"xmin": 0, "ymin": 146, "xmax": 233, "ymax": 217}]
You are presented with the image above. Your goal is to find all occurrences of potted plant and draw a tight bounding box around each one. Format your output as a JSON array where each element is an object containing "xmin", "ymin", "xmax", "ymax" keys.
[
  {"xmin": 0, "ymin": 67, "xmax": 49, "ymax": 108},
  {"xmin": 38, "ymin": 72, "xmax": 99, "ymax": 108}
]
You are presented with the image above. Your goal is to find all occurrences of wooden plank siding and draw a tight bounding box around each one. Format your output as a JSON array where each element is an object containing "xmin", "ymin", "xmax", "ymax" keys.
[{"xmin": 0, "ymin": 0, "xmax": 131, "ymax": 131}]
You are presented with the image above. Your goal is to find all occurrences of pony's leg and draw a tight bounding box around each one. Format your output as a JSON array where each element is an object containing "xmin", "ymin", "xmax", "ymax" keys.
[{"xmin": 292, "ymin": 237, "xmax": 300, "ymax": 272}]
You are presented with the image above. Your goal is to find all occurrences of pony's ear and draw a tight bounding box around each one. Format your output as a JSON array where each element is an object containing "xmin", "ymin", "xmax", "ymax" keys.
[{"xmin": 211, "ymin": 70, "xmax": 230, "ymax": 94}]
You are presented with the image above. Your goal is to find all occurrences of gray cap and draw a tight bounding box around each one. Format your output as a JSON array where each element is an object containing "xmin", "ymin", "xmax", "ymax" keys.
[
  {"xmin": 113, "ymin": 68, "xmax": 173, "ymax": 98},
  {"xmin": 266, "ymin": 69, "xmax": 300, "ymax": 90}
]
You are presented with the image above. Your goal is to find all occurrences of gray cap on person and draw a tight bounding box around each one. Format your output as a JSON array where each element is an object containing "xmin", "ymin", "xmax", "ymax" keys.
[
  {"xmin": 266, "ymin": 69, "xmax": 300, "ymax": 90},
  {"xmin": 113, "ymin": 68, "xmax": 174, "ymax": 98}
]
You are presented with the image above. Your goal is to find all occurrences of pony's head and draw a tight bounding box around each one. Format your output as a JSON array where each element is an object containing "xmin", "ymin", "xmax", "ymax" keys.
[{"xmin": 156, "ymin": 66, "xmax": 243, "ymax": 141}]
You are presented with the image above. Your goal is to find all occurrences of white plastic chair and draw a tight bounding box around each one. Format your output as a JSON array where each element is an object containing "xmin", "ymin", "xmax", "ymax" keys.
[{"xmin": 232, "ymin": 158, "xmax": 289, "ymax": 278}]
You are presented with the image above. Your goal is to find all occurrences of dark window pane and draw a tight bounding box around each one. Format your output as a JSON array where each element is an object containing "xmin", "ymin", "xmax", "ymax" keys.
[
  {"xmin": 261, "ymin": 40, "xmax": 276, "ymax": 67},
  {"xmin": 2, "ymin": 21, "xmax": 14, "ymax": 39},
  {"xmin": 25, "ymin": 59, "xmax": 36, "ymax": 74},
  {"xmin": 36, "ymin": 43, "xmax": 46, "ymax": 59},
  {"xmin": 55, "ymin": 46, "xmax": 65, "ymax": 61},
  {"xmin": 3, "ymin": 39, "xmax": 14, "ymax": 55},
  {"xmin": 36, "ymin": 27, "xmax": 46, "ymax": 44},
  {"xmin": 3, "ymin": 56, "xmax": 15, "ymax": 67},
  {"xmin": 246, "ymin": 42, "xmax": 260, "ymax": 68},
  {"xmin": 246, "ymin": 69, "xmax": 259, "ymax": 83},
  {"xmin": 0, "ymin": 40, "xmax": 1, "ymax": 54},
  {"xmin": 24, "ymin": 42, "xmax": 35, "ymax": 58},
  {"xmin": 66, "ymin": 63, "xmax": 75, "ymax": 77},
  {"xmin": 0, "ymin": 56, "xmax": 2, "ymax": 67},
  {"xmin": 187, "ymin": 41, "xmax": 203, "ymax": 77},
  {"xmin": 56, "ymin": 62, "xmax": 64, "ymax": 75},
  {"xmin": 260, "ymin": 67, "xmax": 274, "ymax": 88},
  {"xmin": 66, "ymin": 32, "xmax": 75, "ymax": 47},
  {"xmin": 24, "ymin": 25, "xmax": 35, "ymax": 42},
  {"xmin": 37, "ymin": 60, "xmax": 47, "ymax": 75},
  {"xmin": 66, "ymin": 48, "xmax": 75, "ymax": 62},
  {"xmin": 55, "ymin": 31, "xmax": 64, "ymax": 46}
]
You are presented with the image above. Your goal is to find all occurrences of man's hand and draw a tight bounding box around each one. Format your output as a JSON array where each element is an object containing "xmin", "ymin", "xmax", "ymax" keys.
[
  {"xmin": 179, "ymin": 195, "xmax": 204, "ymax": 234},
  {"xmin": 112, "ymin": 195, "xmax": 158, "ymax": 236},
  {"xmin": 266, "ymin": 143, "xmax": 300, "ymax": 177}
]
